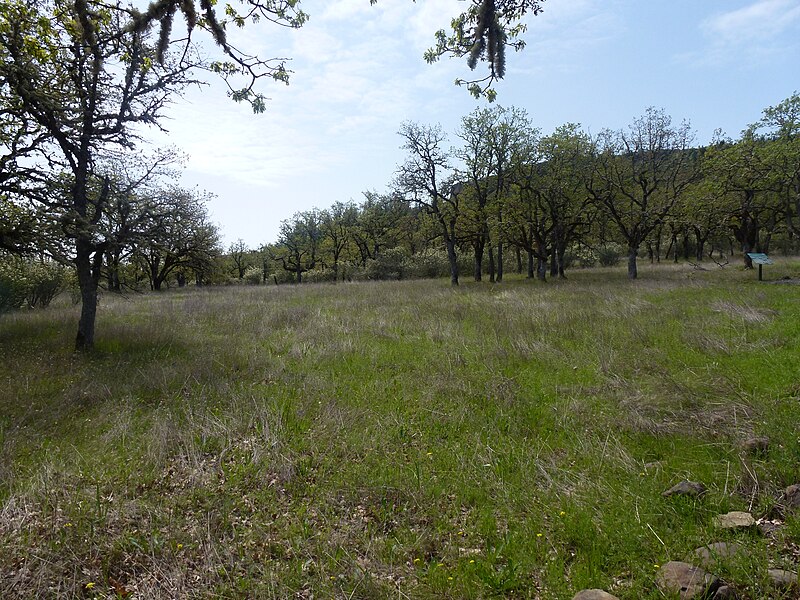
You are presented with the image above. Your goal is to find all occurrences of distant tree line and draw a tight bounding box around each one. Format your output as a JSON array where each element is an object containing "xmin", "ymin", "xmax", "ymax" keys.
[
  {"xmin": 256, "ymin": 92, "xmax": 800, "ymax": 285},
  {"xmin": 4, "ymin": 93, "xmax": 798, "ymax": 314}
]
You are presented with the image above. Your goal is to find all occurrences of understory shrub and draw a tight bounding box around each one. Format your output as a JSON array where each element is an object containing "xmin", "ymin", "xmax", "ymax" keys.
[
  {"xmin": 365, "ymin": 247, "xmax": 409, "ymax": 280},
  {"xmin": 0, "ymin": 257, "xmax": 68, "ymax": 311},
  {"xmin": 405, "ymin": 248, "xmax": 451, "ymax": 279},
  {"xmin": 243, "ymin": 266, "xmax": 263, "ymax": 285},
  {"xmin": 302, "ymin": 268, "xmax": 336, "ymax": 284},
  {"xmin": 597, "ymin": 244, "xmax": 623, "ymax": 267}
]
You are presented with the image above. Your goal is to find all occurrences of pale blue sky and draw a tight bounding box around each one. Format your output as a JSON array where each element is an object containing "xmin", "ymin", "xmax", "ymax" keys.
[{"xmin": 149, "ymin": 0, "xmax": 800, "ymax": 248}]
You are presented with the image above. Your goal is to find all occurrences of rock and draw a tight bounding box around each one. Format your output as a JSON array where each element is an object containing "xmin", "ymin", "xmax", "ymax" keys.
[
  {"xmin": 692, "ymin": 542, "xmax": 743, "ymax": 568},
  {"xmin": 712, "ymin": 585, "xmax": 737, "ymax": 599},
  {"xmin": 767, "ymin": 569, "xmax": 797, "ymax": 589},
  {"xmin": 572, "ymin": 590, "xmax": 619, "ymax": 600},
  {"xmin": 784, "ymin": 484, "xmax": 800, "ymax": 511},
  {"xmin": 713, "ymin": 511, "xmax": 755, "ymax": 529},
  {"xmin": 662, "ymin": 481, "xmax": 707, "ymax": 498},
  {"xmin": 656, "ymin": 561, "xmax": 721, "ymax": 599},
  {"xmin": 741, "ymin": 436, "xmax": 769, "ymax": 455},
  {"xmin": 757, "ymin": 520, "xmax": 783, "ymax": 536}
]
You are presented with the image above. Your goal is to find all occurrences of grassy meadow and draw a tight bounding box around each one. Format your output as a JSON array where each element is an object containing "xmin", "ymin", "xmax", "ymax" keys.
[{"xmin": 1, "ymin": 261, "xmax": 799, "ymax": 599}]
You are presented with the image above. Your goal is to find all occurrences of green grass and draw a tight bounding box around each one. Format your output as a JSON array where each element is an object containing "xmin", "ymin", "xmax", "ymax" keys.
[{"xmin": 1, "ymin": 260, "xmax": 799, "ymax": 598}]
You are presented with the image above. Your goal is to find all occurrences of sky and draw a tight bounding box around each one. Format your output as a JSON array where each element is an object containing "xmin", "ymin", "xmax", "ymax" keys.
[{"xmin": 148, "ymin": 0, "xmax": 800, "ymax": 249}]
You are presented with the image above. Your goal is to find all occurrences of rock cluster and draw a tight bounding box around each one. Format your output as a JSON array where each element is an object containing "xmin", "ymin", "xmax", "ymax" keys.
[{"xmin": 571, "ymin": 477, "xmax": 800, "ymax": 600}]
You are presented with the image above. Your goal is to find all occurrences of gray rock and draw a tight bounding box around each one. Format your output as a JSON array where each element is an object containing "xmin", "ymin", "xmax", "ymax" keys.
[
  {"xmin": 784, "ymin": 484, "xmax": 800, "ymax": 510},
  {"xmin": 656, "ymin": 561, "xmax": 721, "ymax": 599},
  {"xmin": 572, "ymin": 590, "xmax": 619, "ymax": 600},
  {"xmin": 693, "ymin": 542, "xmax": 743, "ymax": 568},
  {"xmin": 741, "ymin": 436, "xmax": 769, "ymax": 455},
  {"xmin": 767, "ymin": 569, "xmax": 797, "ymax": 589},
  {"xmin": 662, "ymin": 481, "xmax": 707, "ymax": 498},
  {"xmin": 713, "ymin": 511, "xmax": 755, "ymax": 529},
  {"xmin": 712, "ymin": 585, "xmax": 737, "ymax": 599},
  {"xmin": 757, "ymin": 520, "xmax": 783, "ymax": 536}
]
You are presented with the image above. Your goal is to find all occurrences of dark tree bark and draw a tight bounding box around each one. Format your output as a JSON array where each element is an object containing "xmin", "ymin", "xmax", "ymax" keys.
[
  {"xmin": 473, "ymin": 239, "xmax": 484, "ymax": 281},
  {"xmin": 527, "ymin": 249, "xmax": 534, "ymax": 278},
  {"xmin": 496, "ymin": 241, "xmax": 503, "ymax": 282},
  {"xmin": 627, "ymin": 246, "xmax": 638, "ymax": 279}
]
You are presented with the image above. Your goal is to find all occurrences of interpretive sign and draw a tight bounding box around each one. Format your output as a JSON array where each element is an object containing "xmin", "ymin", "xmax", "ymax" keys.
[{"xmin": 746, "ymin": 253, "xmax": 773, "ymax": 281}]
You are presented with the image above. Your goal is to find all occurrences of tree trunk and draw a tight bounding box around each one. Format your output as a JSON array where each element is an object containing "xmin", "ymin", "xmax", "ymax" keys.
[
  {"xmin": 683, "ymin": 230, "xmax": 691, "ymax": 261},
  {"xmin": 473, "ymin": 239, "xmax": 484, "ymax": 282},
  {"xmin": 75, "ymin": 243, "xmax": 99, "ymax": 352},
  {"xmin": 556, "ymin": 244, "xmax": 567, "ymax": 278},
  {"xmin": 488, "ymin": 244, "xmax": 495, "ymax": 283},
  {"xmin": 515, "ymin": 246, "xmax": 523, "ymax": 274},
  {"xmin": 627, "ymin": 246, "xmax": 638, "ymax": 279},
  {"xmin": 526, "ymin": 250, "xmax": 534, "ymax": 279},
  {"xmin": 106, "ymin": 252, "xmax": 121, "ymax": 292},
  {"xmin": 694, "ymin": 227, "xmax": 706, "ymax": 261},
  {"xmin": 536, "ymin": 257, "xmax": 547, "ymax": 281},
  {"xmin": 672, "ymin": 233, "xmax": 679, "ymax": 263},
  {"xmin": 665, "ymin": 233, "xmax": 676, "ymax": 262},
  {"xmin": 762, "ymin": 232, "xmax": 772, "ymax": 254},
  {"xmin": 496, "ymin": 242, "xmax": 503, "ymax": 282},
  {"xmin": 739, "ymin": 227, "xmax": 756, "ymax": 269},
  {"xmin": 446, "ymin": 236, "xmax": 459, "ymax": 286}
]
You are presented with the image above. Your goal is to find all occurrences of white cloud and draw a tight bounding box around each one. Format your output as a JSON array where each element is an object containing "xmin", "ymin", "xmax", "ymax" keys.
[
  {"xmin": 705, "ymin": 0, "xmax": 800, "ymax": 41},
  {"xmin": 523, "ymin": 0, "xmax": 623, "ymax": 69},
  {"xmin": 680, "ymin": 0, "xmax": 800, "ymax": 66}
]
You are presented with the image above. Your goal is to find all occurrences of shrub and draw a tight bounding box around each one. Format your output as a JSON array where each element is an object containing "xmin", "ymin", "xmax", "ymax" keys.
[
  {"xmin": 272, "ymin": 269, "xmax": 299, "ymax": 285},
  {"xmin": 243, "ymin": 266, "xmax": 263, "ymax": 285},
  {"xmin": 26, "ymin": 261, "xmax": 68, "ymax": 308},
  {"xmin": 597, "ymin": 244, "xmax": 623, "ymax": 267},
  {"xmin": 0, "ymin": 257, "xmax": 68, "ymax": 311},
  {"xmin": 365, "ymin": 247, "xmax": 409, "ymax": 280},
  {"xmin": 406, "ymin": 249, "xmax": 450, "ymax": 279},
  {"xmin": 302, "ymin": 268, "xmax": 336, "ymax": 284},
  {"xmin": 0, "ymin": 259, "xmax": 28, "ymax": 312},
  {"xmin": 561, "ymin": 250, "xmax": 576, "ymax": 270},
  {"xmin": 568, "ymin": 246, "xmax": 597, "ymax": 268}
]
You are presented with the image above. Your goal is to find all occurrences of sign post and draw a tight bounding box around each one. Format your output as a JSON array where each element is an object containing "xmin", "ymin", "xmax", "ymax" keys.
[{"xmin": 746, "ymin": 253, "xmax": 773, "ymax": 281}]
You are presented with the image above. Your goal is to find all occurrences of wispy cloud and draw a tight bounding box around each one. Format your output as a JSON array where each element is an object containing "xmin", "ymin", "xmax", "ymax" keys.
[
  {"xmin": 149, "ymin": 0, "xmax": 458, "ymax": 222},
  {"xmin": 680, "ymin": 0, "xmax": 800, "ymax": 66},
  {"xmin": 524, "ymin": 0, "xmax": 623, "ymax": 69},
  {"xmin": 705, "ymin": 0, "xmax": 800, "ymax": 41}
]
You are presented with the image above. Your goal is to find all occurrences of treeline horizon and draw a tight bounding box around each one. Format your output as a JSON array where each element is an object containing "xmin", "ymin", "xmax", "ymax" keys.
[
  {"xmin": 2, "ymin": 91, "xmax": 798, "ymax": 303},
  {"xmin": 249, "ymin": 92, "xmax": 800, "ymax": 284}
]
